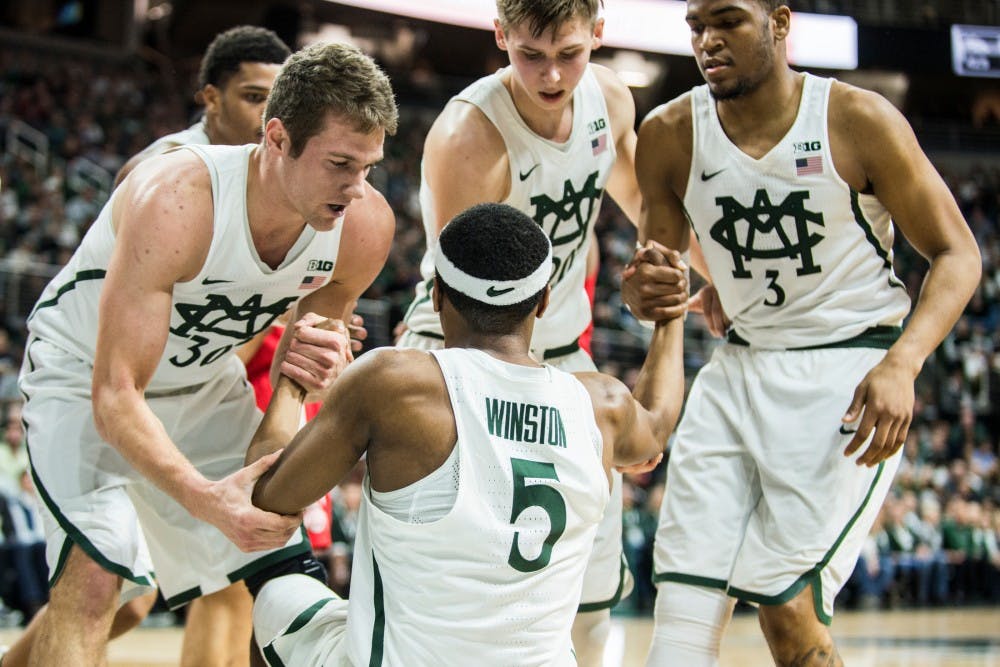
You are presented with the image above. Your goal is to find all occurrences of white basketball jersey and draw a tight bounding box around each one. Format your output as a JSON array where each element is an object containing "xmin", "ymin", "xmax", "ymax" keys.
[
  {"xmin": 143, "ymin": 120, "xmax": 211, "ymax": 153},
  {"xmin": 685, "ymin": 74, "xmax": 910, "ymax": 348},
  {"xmin": 27, "ymin": 144, "xmax": 344, "ymax": 390},
  {"xmin": 403, "ymin": 66, "xmax": 616, "ymax": 353},
  {"xmin": 346, "ymin": 348, "xmax": 608, "ymax": 667}
]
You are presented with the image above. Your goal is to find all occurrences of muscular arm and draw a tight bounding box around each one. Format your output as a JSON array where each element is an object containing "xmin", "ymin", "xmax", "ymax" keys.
[
  {"xmin": 114, "ymin": 141, "xmax": 183, "ymax": 188},
  {"xmin": 271, "ymin": 182, "xmax": 395, "ymax": 395},
  {"xmin": 92, "ymin": 152, "xmax": 299, "ymax": 550},
  {"xmin": 593, "ymin": 65, "xmax": 641, "ymax": 225},
  {"xmin": 620, "ymin": 99, "xmax": 694, "ymax": 322},
  {"xmin": 578, "ymin": 300, "xmax": 686, "ymax": 475},
  {"xmin": 830, "ymin": 83, "xmax": 981, "ymax": 463},
  {"xmin": 422, "ymin": 101, "xmax": 510, "ymax": 236}
]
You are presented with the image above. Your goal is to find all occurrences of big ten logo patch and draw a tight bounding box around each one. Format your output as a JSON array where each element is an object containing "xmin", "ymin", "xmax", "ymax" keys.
[
  {"xmin": 308, "ymin": 260, "xmax": 334, "ymax": 272},
  {"xmin": 529, "ymin": 172, "xmax": 602, "ymax": 286},
  {"xmin": 587, "ymin": 118, "xmax": 606, "ymax": 134}
]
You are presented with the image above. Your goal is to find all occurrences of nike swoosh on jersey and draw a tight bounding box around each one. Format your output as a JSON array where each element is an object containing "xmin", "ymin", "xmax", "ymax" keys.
[
  {"xmin": 700, "ymin": 168, "xmax": 726, "ymax": 181},
  {"xmin": 839, "ymin": 424, "xmax": 858, "ymax": 435},
  {"xmin": 486, "ymin": 285, "xmax": 516, "ymax": 297},
  {"xmin": 518, "ymin": 164, "xmax": 540, "ymax": 181},
  {"xmin": 201, "ymin": 278, "xmax": 233, "ymax": 285}
]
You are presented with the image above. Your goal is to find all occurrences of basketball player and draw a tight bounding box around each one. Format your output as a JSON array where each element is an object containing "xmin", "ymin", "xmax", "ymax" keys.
[
  {"xmin": 396, "ymin": 2, "xmax": 644, "ymax": 661},
  {"xmin": 115, "ymin": 25, "xmax": 291, "ymax": 186},
  {"xmin": 246, "ymin": 202, "xmax": 686, "ymax": 667},
  {"xmin": 17, "ymin": 42, "xmax": 397, "ymax": 666},
  {"xmin": 0, "ymin": 26, "xmax": 293, "ymax": 667},
  {"xmin": 621, "ymin": 1, "xmax": 982, "ymax": 665}
]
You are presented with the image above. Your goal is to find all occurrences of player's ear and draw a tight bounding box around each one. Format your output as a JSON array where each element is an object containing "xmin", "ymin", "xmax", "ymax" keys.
[
  {"xmin": 263, "ymin": 117, "xmax": 288, "ymax": 154},
  {"xmin": 770, "ymin": 5, "xmax": 791, "ymax": 41},
  {"xmin": 432, "ymin": 277, "xmax": 443, "ymax": 313},
  {"xmin": 201, "ymin": 84, "xmax": 221, "ymax": 113},
  {"xmin": 592, "ymin": 17, "xmax": 605, "ymax": 49},
  {"xmin": 535, "ymin": 286, "xmax": 551, "ymax": 319},
  {"xmin": 494, "ymin": 19, "xmax": 509, "ymax": 51}
]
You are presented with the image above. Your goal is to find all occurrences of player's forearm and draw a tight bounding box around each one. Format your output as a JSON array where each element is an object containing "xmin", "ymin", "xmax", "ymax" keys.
[
  {"xmin": 886, "ymin": 247, "xmax": 981, "ymax": 375},
  {"xmin": 632, "ymin": 316, "xmax": 685, "ymax": 443},
  {"xmin": 92, "ymin": 384, "xmax": 209, "ymax": 509},
  {"xmin": 245, "ymin": 376, "xmax": 306, "ymax": 466}
]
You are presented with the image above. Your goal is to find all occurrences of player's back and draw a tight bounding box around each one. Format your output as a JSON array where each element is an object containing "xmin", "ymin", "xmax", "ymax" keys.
[{"xmin": 345, "ymin": 347, "xmax": 609, "ymax": 666}]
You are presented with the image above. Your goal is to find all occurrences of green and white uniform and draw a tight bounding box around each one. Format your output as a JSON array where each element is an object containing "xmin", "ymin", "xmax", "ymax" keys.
[
  {"xmin": 254, "ymin": 348, "xmax": 609, "ymax": 666},
  {"xmin": 398, "ymin": 65, "xmax": 631, "ymax": 609},
  {"xmin": 20, "ymin": 144, "xmax": 341, "ymax": 607},
  {"xmin": 652, "ymin": 74, "xmax": 908, "ymax": 621}
]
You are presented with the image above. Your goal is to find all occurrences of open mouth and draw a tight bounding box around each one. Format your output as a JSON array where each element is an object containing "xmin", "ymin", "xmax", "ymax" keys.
[{"xmin": 539, "ymin": 90, "xmax": 565, "ymax": 103}]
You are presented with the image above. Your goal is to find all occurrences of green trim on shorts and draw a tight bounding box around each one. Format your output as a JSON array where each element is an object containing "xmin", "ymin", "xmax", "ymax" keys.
[
  {"xmin": 542, "ymin": 338, "xmax": 581, "ymax": 361},
  {"xmin": 727, "ymin": 461, "xmax": 886, "ymax": 626},
  {"xmin": 262, "ymin": 643, "xmax": 286, "ymax": 667},
  {"xmin": 227, "ymin": 527, "xmax": 312, "ymax": 583},
  {"xmin": 285, "ymin": 597, "xmax": 333, "ymax": 635},
  {"xmin": 727, "ymin": 325, "xmax": 901, "ymax": 350},
  {"xmin": 48, "ymin": 536, "xmax": 73, "ymax": 588},
  {"xmin": 25, "ymin": 445, "xmax": 154, "ymax": 589},
  {"xmin": 165, "ymin": 585, "xmax": 202, "ymax": 610},
  {"xmin": 370, "ymin": 553, "xmax": 385, "ymax": 667},
  {"xmin": 578, "ymin": 555, "xmax": 628, "ymax": 612},
  {"xmin": 651, "ymin": 571, "xmax": 729, "ymax": 592}
]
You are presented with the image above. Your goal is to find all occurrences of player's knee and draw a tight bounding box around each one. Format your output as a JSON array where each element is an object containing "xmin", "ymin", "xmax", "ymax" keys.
[
  {"xmin": 646, "ymin": 583, "xmax": 735, "ymax": 667},
  {"xmin": 571, "ymin": 609, "xmax": 610, "ymax": 667},
  {"xmin": 244, "ymin": 552, "xmax": 328, "ymax": 599}
]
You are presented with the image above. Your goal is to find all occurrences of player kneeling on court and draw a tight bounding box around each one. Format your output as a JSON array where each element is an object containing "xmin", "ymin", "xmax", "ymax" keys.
[{"xmin": 243, "ymin": 202, "xmax": 688, "ymax": 666}]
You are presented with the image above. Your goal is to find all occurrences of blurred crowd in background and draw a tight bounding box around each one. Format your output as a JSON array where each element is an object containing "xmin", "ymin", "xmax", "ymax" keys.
[{"xmin": 0, "ymin": 40, "xmax": 997, "ymax": 626}]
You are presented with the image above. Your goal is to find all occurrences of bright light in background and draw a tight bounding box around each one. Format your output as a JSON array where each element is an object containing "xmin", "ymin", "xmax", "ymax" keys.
[{"xmin": 323, "ymin": 0, "xmax": 858, "ymax": 70}]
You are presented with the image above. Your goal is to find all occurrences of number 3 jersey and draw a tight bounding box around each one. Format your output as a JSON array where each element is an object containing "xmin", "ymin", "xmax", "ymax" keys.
[
  {"xmin": 26, "ymin": 144, "xmax": 344, "ymax": 391},
  {"xmin": 345, "ymin": 348, "xmax": 609, "ymax": 667},
  {"xmin": 403, "ymin": 65, "xmax": 616, "ymax": 353},
  {"xmin": 685, "ymin": 73, "xmax": 910, "ymax": 348}
]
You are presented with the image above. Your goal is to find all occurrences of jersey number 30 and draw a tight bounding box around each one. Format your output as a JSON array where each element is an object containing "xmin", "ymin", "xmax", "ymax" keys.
[{"xmin": 507, "ymin": 458, "xmax": 567, "ymax": 573}]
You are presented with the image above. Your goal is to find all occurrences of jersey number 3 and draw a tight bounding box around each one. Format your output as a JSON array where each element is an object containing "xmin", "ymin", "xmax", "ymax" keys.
[{"xmin": 507, "ymin": 458, "xmax": 567, "ymax": 573}]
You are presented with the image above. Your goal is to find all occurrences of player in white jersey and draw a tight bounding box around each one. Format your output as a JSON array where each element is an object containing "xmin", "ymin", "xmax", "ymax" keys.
[
  {"xmin": 396, "ymin": 2, "xmax": 644, "ymax": 662},
  {"xmin": 0, "ymin": 26, "xmax": 293, "ymax": 667},
  {"xmin": 244, "ymin": 202, "xmax": 687, "ymax": 667},
  {"xmin": 622, "ymin": 1, "xmax": 982, "ymax": 665},
  {"xmin": 16, "ymin": 42, "xmax": 398, "ymax": 667},
  {"xmin": 114, "ymin": 25, "xmax": 291, "ymax": 187}
]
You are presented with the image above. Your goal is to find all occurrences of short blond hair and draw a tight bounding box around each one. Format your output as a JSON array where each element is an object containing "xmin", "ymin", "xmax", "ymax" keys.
[
  {"xmin": 496, "ymin": 0, "xmax": 601, "ymax": 39},
  {"xmin": 264, "ymin": 42, "xmax": 398, "ymax": 157}
]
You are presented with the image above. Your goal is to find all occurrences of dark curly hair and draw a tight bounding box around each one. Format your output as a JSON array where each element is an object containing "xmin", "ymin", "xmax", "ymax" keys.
[
  {"xmin": 198, "ymin": 26, "xmax": 291, "ymax": 90},
  {"xmin": 436, "ymin": 203, "xmax": 551, "ymax": 334}
]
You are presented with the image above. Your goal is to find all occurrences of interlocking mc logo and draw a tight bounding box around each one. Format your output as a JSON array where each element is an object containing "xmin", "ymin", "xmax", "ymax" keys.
[
  {"xmin": 528, "ymin": 171, "xmax": 602, "ymax": 285},
  {"xmin": 709, "ymin": 189, "xmax": 825, "ymax": 278}
]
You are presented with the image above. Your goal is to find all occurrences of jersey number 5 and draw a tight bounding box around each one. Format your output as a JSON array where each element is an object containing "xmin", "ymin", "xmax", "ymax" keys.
[{"xmin": 507, "ymin": 458, "xmax": 567, "ymax": 573}]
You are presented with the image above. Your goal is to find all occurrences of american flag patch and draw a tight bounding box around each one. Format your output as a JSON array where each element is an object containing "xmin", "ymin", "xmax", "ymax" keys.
[
  {"xmin": 591, "ymin": 133, "xmax": 608, "ymax": 156},
  {"xmin": 795, "ymin": 155, "xmax": 823, "ymax": 176},
  {"xmin": 299, "ymin": 275, "xmax": 326, "ymax": 290}
]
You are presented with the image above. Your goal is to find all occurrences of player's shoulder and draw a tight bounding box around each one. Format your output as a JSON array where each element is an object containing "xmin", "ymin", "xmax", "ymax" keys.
[
  {"xmin": 352, "ymin": 347, "xmax": 445, "ymax": 394},
  {"xmin": 640, "ymin": 91, "xmax": 694, "ymax": 139},
  {"xmin": 828, "ymin": 79, "xmax": 902, "ymax": 131},
  {"xmin": 572, "ymin": 371, "xmax": 632, "ymax": 424},
  {"xmin": 589, "ymin": 63, "xmax": 632, "ymax": 104},
  {"xmin": 428, "ymin": 95, "xmax": 505, "ymax": 156},
  {"xmin": 119, "ymin": 147, "xmax": 212, "ymax": 211}
]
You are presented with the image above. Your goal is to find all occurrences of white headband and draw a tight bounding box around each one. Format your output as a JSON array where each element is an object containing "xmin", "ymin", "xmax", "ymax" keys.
[{"xmin": 434, "ymin": 240, "xmax": 553, "ymax": 306}]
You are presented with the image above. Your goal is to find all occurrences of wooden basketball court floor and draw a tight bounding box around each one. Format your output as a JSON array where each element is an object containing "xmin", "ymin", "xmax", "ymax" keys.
[{"xmin": 1, "ymin": 607, "xmax": 995, "ymax": 666}]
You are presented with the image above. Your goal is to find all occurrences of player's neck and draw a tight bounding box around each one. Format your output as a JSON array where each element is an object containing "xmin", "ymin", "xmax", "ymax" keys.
[
  {"xmin": 505, "ymin": 74, "xmax": 574, "ymax": 143},
  {"xmin": 444, "ymin": 332, "xmax": 539, "ymax": 368},
  {"xmin": 245, "ymin": 147, "xmax": 306, "ymax": 269},
  {"xmin": 714, "ymin": 67, "xmax": 803, "ymax": 156}
]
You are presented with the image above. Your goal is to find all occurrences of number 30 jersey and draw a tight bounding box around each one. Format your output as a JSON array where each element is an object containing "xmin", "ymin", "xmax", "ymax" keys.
[
  {"xmin": 26, "ymin": 144, "xmax": 343, "ymax": 391},
  {"xmin": 346, "ymin": 348, "xmax": 608, "ymax": 667},
  {"xmin": 685, "ymin": 74, "xmax": 910, "ymax": 348}
]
